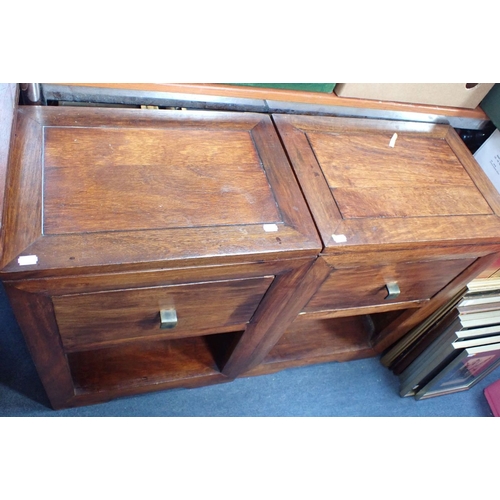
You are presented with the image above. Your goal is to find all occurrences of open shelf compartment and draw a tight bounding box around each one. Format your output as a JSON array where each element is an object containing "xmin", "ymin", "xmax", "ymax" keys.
[
  {"xmin": 246, "ymin": 309, "xmax": 408, "ymax": 376},
  {"xmin": 68, "ymin": 332, "xmax": 242, "ymax": 395}
]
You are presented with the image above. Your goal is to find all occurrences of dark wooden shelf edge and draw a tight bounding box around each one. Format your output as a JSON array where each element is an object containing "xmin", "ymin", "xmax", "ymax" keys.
[
  {"xmin": 66, "ymin": 373, "xmax": 231, "ymax": 409},
  {"xmin": 298, "ymin": 301, "xmax": 423, "ymax": 321},
  {"xmin": 63, "ymin": 324, "xmax": 248, "ymax": 353},
  {"xmin": 243, "ymin": 347, "xmax": 377, "ymax": 378}
]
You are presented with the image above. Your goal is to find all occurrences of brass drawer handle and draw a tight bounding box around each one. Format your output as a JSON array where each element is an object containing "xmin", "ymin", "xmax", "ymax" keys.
[
  {"xmin": 160, "ymin": 308, "xmax": 178, "ymax": 329},
  {"xmin": 385, "ymin": 282, "xmax": 400, "ymax": 300}
]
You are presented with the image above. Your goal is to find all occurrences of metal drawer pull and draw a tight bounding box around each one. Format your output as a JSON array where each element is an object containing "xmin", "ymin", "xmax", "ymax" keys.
[
  {"xmin": 160, "ymin": 308, "xmax": 178, "ymax": 329},
  {"xmin": 385, "ymin": 282, "xmax": 400, "ymax": 300}
]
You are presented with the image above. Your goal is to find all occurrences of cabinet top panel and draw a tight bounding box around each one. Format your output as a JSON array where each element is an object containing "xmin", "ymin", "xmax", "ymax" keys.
[
  {"xmin": 308, "ymin": 131, "xmax": 490, "ymax": 219},
  {"xmin": 274, "ymin": 114, "xmax": 500, "ymax": 251},
  {"xmin": 42, "ymin": 126, "xmax": 280, "ymax": 234},
  {"xmin": 0, "ymin": 107, "xmax": 320, "ymax": 277}
]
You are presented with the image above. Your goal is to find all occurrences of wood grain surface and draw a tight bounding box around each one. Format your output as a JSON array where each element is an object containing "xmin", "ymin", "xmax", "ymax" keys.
[
  {"xmin": 54, "ymin": 276, "xmax": 273, "ymax": 351},
  {"xmin": 43, "ymin": 126, "xmax": 280, "ymax": 234},
  {"xmin": 4, "ymin": 285, "xmax": 76, "ymax": 409},
  {"xmin": 68, "ymin": 336, "xmax": 229, "ymax": 393},
  {"xmin": 308, "ymin": 131, "xmax": 491, "ymax": 218},
  {"xmin": 0, "ymin": 109, "xmax": 43, "ymax": 269},
  {"xmin": 0, "ymin": 83, "xmax": 18, "ymax": 228},
  {"xmin": 0, "ymin": 106, "xmax": 320, "ymax": 276},
  {"xmin": 265, "ymin": 315, "xmax": 375, "ymax": 363},
  {"xmin": 274, "ymin": 114, "xmax": 500, "ymax": 250},
  {"xmin": 222, "ymin": 258, "xmax": 328, "ymax": 377},
  {"xmin": 304, "ymin": 258, "xmax": 475, "ymax": 312},
  {"xmin": 4, "ymin": 257, "xmax": 316, "ymax": 408}
]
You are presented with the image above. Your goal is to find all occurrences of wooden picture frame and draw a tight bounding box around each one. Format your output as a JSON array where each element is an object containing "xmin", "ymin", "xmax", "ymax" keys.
[{"xmin": 415, "ymin": 342, "xmax": 500, "ymax": 400}]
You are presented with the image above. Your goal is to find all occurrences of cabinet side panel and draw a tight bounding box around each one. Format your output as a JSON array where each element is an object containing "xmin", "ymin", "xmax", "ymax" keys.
[
  {"xmin": 0, "ymin": 109, "xmax": 43, "ymax": 269},
  {"xmin": 4, "ymin": 285, "xmax": 75, "ymax": 409},
  {"xmin": 0, "ymin": 84, "xmax": 18, "ymax": 231}
]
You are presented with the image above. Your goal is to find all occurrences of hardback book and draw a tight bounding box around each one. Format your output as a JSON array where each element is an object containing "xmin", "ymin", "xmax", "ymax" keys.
[
  {"xmin": 459, "ymin": 291, "xmax": 500, "ymax": 309},
  {"xmin": 458, "ymin": 299, "xmax": 500, "ymax": 315},
  {"xmin": 453, "ymin": 331, "xmax": 500, "ymax": 349},
  {"xmin": 466, "ymin": 277, "xmax": 500, "ymax": 293},
  {"xmin": 458, "ymin": 310, "xmax": 500, "ymax": 328}
]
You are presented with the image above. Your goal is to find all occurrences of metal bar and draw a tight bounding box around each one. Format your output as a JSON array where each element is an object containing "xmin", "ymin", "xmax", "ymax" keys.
[
  {"xmin": 41, "ymin": 84, "xmax": 269, "ymax": 112},
  {"xmin": 20, "ymin": 83, "xmax": 42, "ymax": 104},
  {"xmin": 267, "ymin": 100, "xmax": 490, "ymax": 130},
  {"xmin": 40, "ymin": 84, "xmax": 490, "ymax": 130}
]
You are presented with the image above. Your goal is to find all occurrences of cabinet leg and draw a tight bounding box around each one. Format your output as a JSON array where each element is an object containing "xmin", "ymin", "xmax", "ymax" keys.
[
  {"xmin": 5, "ymin": 285, "xmax": 75, "ymax": 409},
  {"xmin": 221, "ymin": 258, "xmax": 331, "ymax": 378}
]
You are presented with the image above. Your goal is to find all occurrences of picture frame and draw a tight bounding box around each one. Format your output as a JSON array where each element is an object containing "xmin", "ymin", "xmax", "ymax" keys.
[{"xmin": 414, "ymin": 342, "xmax": 500, "ymax": 400}]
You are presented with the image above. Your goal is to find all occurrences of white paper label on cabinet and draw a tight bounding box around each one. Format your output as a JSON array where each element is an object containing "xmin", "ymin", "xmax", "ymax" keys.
[
  {"xmin": 263, "ymin": 224, "xmax": 279, "ymax": 232},
  {"xmin": 332, "ymin": 234, "xmax": 347, "ymax": 243},
  {"xmin": 18, "ymin": 255, "xmax": 38, "ymax": 266},
  {"xmin": 389, "ymin": 133, "xmax": 398, "ymax": 148}
]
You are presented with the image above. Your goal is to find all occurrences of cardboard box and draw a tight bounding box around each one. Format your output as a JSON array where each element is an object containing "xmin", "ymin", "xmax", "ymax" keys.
[{"xmin": 334, "ymin": 83, "xmax": 494, "ymax": 109}]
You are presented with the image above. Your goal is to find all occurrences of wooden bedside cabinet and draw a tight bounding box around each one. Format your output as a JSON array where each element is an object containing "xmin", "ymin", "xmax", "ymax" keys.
[
  {"xmin": 243, "ymin": 114, "xmax": 500, "ymax": 377},
  {"xmin": 3, "ymin": 83, "xmax": 500, "ymax": 410},
  {"xmin": 0, "ymin": 105, "xmax": 321, "ymax": 409}
]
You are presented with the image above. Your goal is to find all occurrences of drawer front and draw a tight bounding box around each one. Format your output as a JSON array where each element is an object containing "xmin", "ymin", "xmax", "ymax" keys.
[
  {"xmin": 304, "ymin": 258, "xmax": 475, "ymax": 312},
  {"xmin": 54, "ymin": 276, "xmax": 274, "ymax": 351}
]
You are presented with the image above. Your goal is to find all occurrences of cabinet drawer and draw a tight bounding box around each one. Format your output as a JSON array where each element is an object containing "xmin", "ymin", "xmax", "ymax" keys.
[
  {"xmin": 54, "ymin": 276, "xmax": 274, "ymax": 351},
  {"xmin": 303, "ymin": 258, "xmax": 475, "ymax": 312}
]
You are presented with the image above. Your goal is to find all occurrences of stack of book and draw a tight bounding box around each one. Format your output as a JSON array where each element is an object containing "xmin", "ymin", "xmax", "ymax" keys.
[{"xmin": 381, "ymin": 278, "xmax": 500, "ymax": 400}]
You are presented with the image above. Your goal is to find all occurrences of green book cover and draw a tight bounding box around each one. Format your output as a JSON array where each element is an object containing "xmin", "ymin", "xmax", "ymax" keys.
[
  {"xmin": 224, "ymin": 83, "xmax": 336, "ymax": 93},
  {"xmin": 481, "ymin": 83, "xmax": 500, "ymax": 129}
]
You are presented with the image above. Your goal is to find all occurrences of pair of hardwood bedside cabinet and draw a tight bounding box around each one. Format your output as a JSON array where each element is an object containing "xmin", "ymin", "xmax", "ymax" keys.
[{"xmin": 2, "ymin": 88, "xmax": 500, "ymax": 409}]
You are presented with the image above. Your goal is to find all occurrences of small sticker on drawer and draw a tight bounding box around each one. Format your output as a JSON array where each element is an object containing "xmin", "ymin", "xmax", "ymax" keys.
[
  {"xmin": 18, "ymin": 255, "xmax": 38, "ymax": 266},
  {"xmin": 263, "ymin": 224, "xmax": 278, "ymax": 232},
  {"xmin": 332, "ymin": 234, "xmax": 347, "ymax": 243}
]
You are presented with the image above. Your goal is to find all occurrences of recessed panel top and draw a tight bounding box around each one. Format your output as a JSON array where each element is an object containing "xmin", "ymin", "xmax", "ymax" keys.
[
  {"xmin": 273, "ymin": 114, "xmax": 500, "ymax": 250},
  {"xmin": 43, "ymin": 126, "xmax": 280, "ymax": 234},
  {"xmin": 307, "ymin": 131, "xmax": 492, "ymax": 219}
]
